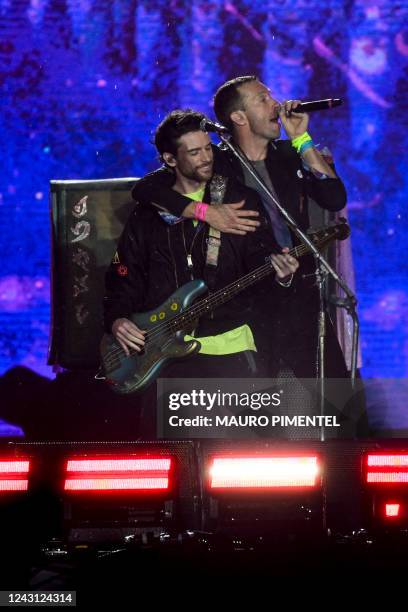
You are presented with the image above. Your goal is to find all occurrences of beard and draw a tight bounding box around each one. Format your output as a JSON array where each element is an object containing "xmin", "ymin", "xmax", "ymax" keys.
[{"xmin": 181, "ymin": 163, "xmax": 213, "ymax": 183}]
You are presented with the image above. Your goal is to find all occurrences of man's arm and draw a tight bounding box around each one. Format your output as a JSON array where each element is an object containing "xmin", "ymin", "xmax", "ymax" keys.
[
  {"xmin": 131, "ymin": 166, "xmax": 189, "ymax": 217},
  {"xmin": 279, "ymin": 101, "xmax": 347, "ymax": 212},
  {"xmin": 103, "ymin": 207, "xmax": 148, "ymax": 354},
  {"xmin": 131, "ymin": 155, "xmax": 261, "ymax": 234},
  {"xmin": 302, "ymin": 149, "xmax": 347, "ymax": 212}
]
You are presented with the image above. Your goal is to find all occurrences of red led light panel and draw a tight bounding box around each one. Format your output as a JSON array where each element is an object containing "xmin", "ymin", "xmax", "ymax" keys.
[
  {"xmin": 64, "ymin": 457, "xmax": 172, "ymax": 491},
  {"xmin": 210, "ymin": 456, "xmax": 319, "ymax": 489},
  {"xmin": 0, "ymin": 459, "xmax": 30, "ymax": 492},
  {"xmin": 366, "ymin": 454, "xmax": 408, "ymax": 484},
  {"xmin": 385, "ymin": 503, "xmax": 400, "ymax": 517}
]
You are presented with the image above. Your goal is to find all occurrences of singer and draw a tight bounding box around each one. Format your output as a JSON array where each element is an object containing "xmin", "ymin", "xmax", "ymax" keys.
[{"xmin": 132, "ymin": 75, "xmax": 349, "ymax": 382}]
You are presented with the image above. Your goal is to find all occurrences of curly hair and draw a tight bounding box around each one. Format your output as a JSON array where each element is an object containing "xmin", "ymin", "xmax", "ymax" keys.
[{"xmin": 154, "ymin": 109, "xmax": 207, "ymax": 161}]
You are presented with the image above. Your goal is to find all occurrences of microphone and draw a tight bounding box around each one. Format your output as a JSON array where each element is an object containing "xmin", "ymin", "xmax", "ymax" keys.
[
  {"xmin": 200, "ymin": 118, "xmax": 230, "ymax": 134},
  {"xmin": 284, "ymin": 98, "xmax": 342, "ymax": 114}
]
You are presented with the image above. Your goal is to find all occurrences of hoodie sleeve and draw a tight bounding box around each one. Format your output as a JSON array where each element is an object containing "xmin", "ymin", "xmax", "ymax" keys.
[
  {"xmin": 103, "ymin": 206, "xmax": 149, "ymax": 333},
  {"xmin": 280, "ymin": 139, "xmax": 347, "ymax": 213}
]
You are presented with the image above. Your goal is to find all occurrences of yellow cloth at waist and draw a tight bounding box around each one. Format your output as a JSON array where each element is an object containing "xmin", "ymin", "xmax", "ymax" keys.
[{"xmin": 184, "ymin": 324, "xmax": 256, "ymax": 356}]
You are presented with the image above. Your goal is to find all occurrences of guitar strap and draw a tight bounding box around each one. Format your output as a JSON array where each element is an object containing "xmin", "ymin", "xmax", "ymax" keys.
[{"xmin": 205, "ymin": 174, "xmax": 228, "ymax": 290}]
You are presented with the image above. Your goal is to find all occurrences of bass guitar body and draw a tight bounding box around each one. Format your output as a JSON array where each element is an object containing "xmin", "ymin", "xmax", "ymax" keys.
[{"xmin": 100, "ymin": 280, "xmax": 207, "ymax": 394}]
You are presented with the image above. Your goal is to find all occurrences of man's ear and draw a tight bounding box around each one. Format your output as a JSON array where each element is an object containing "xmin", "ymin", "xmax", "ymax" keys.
[
  {"xmin": 230, "ymin": 109, "xmax": 247, "ymax": 127},
  {"xmin": 163, "ymin": 152, "xmax": 177, "ymax": 167}
]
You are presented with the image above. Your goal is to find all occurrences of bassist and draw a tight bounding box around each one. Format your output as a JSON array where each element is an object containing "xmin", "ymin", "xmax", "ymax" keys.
[{"xmin": 103, "ymin": 110, "xmax": 298, "ymax": 386}]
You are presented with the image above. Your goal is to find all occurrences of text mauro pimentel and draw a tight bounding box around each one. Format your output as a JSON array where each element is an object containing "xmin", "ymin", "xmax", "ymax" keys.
[{"xmin": 166, "ymin": 389, "xmax": 340, "ymax": 428}]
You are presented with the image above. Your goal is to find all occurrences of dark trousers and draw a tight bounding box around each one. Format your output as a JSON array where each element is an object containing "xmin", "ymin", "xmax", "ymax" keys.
[{"xmin": 138, "ymin": 350, "xmax": 265, "ymax": 438}]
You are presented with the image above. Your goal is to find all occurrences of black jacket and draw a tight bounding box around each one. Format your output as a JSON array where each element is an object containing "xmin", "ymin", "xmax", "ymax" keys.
[{"xmin": 104, "ymin": 177, "xmax": 289, "ymax": 349}]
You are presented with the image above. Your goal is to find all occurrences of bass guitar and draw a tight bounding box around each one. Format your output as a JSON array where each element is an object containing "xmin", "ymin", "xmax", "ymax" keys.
[{"xmin": 100, "ymin": 219, "xmax": 350, "ymax": 394}]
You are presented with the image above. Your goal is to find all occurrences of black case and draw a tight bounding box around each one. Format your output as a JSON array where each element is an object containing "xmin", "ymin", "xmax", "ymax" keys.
[{"xmin": 48, "ymin": 178, "xmax": 137, "ymax": 369}]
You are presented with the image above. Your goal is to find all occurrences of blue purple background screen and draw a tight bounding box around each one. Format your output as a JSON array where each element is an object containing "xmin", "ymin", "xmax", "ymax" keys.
[{"xmin": 0, "ymin": 1, "xmax": 407, "ymax": 431}]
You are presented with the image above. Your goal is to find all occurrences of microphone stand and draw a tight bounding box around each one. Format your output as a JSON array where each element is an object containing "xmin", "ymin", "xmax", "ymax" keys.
[{"xmin": 218, "ymin": 132, "xmax": 359, "ymax": 442}]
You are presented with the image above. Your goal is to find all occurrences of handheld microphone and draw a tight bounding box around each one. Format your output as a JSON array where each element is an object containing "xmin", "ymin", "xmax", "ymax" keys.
[
  {"xmin": 200, "ymin": 118, "xmax": 230, "ymax": 134},
  {"xmin": 285, "ymin": 98, "xmax": 342, "ymax": 113}
]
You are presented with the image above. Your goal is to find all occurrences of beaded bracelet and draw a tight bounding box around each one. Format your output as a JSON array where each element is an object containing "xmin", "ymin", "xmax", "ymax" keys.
[{"xmin": 298, "ymin": 140, "xmax": 314, "ymax": 156}]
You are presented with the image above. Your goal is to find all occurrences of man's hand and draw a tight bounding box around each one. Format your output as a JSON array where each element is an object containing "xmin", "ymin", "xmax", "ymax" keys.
[
  {"xmin": 278, "ymin": 101, "xmax": 337, "ymax": 178},
  {"xmin": 205, "ymin": 200, "xmax": 261, "ymax": 235},
  {"xmin": 278, "ymin": 99, "xmax": 309, "ymax": 140},
  {"xmin": 182, "ymin": 200, "xmax": 260, "ymax": 235},
  {"xmin": 112, "ymin": 318, "xmax": 146, "ymax": 356},
  {"xmin": 270, "ymin": 247, "xmax": 299, "ymax": 280}
]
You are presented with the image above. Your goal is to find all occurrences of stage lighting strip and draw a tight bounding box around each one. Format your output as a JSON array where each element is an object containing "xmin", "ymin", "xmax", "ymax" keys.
[
  {"xmin": 64, "ymin": 457, "xmax": 172, "ymax": 491},
  {"xmin": 0, "ymin": 460, "xmax": 30, "ymax": 492},
  {"xmin": 210, "ymin": 457, "xmax": 319, "ymax": 489},
  {"xmin": 366, "ymin": 454, "xmax": 408, "ymax": 484}
]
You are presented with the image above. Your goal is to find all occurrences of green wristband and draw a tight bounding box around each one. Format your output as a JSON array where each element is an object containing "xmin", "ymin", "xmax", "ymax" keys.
[{"xmin": 291, "ymin": 131, "xmax": 312, "ymax": 153}]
